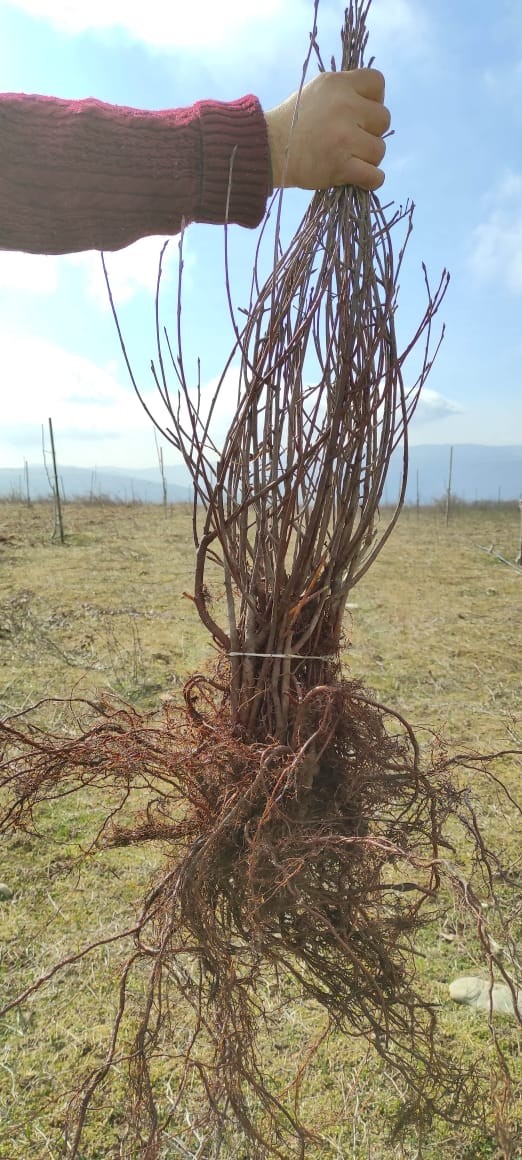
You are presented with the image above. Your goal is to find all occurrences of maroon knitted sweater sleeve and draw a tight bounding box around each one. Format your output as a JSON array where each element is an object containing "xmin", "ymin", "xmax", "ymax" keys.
[{"xmin": 0, "ymin": 93, "xmax": 272, "ymax": 254}]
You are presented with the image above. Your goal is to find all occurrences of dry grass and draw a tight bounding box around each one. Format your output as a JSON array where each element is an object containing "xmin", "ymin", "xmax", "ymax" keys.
[
  {"xmin": 0, "ymin": 499, "xmax": 520, "ymax": 1159},
  {"xmin": 346, "ymin": 503, "xmax": 520, "ymax": 769},
  {"xmin": 0, "ymin": 500, "xmax": 207, "ymax": 713}
]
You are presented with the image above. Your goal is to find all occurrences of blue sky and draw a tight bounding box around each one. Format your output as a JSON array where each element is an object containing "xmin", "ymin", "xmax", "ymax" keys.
[{"xmin": 0, "ymin": 0, "xmax": 521, "ymax": 470}]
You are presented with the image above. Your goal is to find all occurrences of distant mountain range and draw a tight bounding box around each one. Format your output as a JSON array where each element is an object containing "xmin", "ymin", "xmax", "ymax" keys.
[
  {"xmin": 0, "ymin": 445, "xmax": 520, "ymax": 505},
  {"xmin": 0, "ymin": 463, "xmax": 192, "ymax": 505},
  {"xmin": 386, "ymin": 444, "xmax": 521, "ymax": 504}
]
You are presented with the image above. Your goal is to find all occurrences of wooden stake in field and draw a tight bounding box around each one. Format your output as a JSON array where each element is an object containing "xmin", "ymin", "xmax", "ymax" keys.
[
  {"xmin": 23, "ymin": 457, "xmax": 30, "ymax": 506},
  {"xmin": 445, "ymin": 444, "xmax": 454, "ymax": 525},
  {"xmin": 517, "ymin": 496, "xmax": 522, "ymax": 565},
  {"xmin": 48, "ymin": 416, "xmax": 65, "ymax": 544},
  {"xmin": 154, "ymin": 429, "xmax": 168, "ymax": 516}
]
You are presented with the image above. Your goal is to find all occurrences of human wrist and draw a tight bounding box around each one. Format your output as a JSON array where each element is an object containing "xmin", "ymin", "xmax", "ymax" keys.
[{"xmin": 264, "ymin": 107, "xmax": 284, "ymax": 189}]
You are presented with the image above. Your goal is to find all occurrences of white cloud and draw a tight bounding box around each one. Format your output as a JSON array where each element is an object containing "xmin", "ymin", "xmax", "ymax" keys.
[
  {"xmin": 0, "ymin": 330, "xmax": 150, "ymax": 466},
  {"xmin": 0, "ymin": 237, "xmax": 187, "ymax": 304},
  {"xmin": 0, "ymin": 250, "xmax": 59, "ymax": 293},
  {"xmin": 5, "ymin": 0, "xmax": 428, "ymax": 60},
  {"xmin": 412, "ymin": 388, "xmax": 463, "ymax": 425},
  {"xmin": 0, "ymin": 331, "xmax": 136, "ymax": 428},
  {"xmin": 68, "ymin": 235, "xmax": 185, "ymax": 307},
  {"xmin": 0, "ymin": 327, "xmax": 241, "ymax": 468},
  {"xmin": 3, "ymin": 326, "xmax": 510, "ymax": 468},
  {"xmin": 5, "ymin": 0, "xmax": 284, "ymax": 49},
  {"xmin": 470, "ymin": 173, "xmax": 522, "ymax": 293}
]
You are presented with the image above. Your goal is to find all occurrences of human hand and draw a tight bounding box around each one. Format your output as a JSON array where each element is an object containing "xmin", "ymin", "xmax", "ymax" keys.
[{"xmin": 265, "ymin": 69, "xmax": 390, "ymax": 192}]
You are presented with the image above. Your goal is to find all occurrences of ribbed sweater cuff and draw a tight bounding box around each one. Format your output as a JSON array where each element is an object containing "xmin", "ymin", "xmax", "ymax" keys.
[{"xmin": 195, "ymin": 96, "xmax": 272, "ymax": 229}]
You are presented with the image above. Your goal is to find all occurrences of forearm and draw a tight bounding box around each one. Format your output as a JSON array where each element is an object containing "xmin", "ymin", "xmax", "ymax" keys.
[{"xmin": 0, "ymin": 93, "xmax": 272, "ymax": 254}]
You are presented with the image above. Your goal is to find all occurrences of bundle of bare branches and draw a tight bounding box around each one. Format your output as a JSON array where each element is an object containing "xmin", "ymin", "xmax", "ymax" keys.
[
  {"xmin": 1, "ymin": 3, "xmax": 521, "ymax": 1157},
  {"xmin": 153, "ymin": 22, "xmax": 448, "ymax": 750}
]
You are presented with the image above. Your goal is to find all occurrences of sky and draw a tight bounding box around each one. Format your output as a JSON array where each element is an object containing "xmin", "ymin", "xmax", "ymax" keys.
[{"xmin": 0, "ymin": 0, "xmax": 521, "ymax": 471}]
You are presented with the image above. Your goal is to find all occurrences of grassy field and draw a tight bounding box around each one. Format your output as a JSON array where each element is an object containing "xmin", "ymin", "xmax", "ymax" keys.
[{"xmin": 0, "ymin": 498, "xmax": 520, "ymax": 1159}]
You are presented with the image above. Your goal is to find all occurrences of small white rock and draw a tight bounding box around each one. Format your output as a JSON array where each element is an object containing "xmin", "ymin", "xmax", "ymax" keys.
[{"xmin": 449, "ymin": 976, "xmax": 520, "ymax": 1018}]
